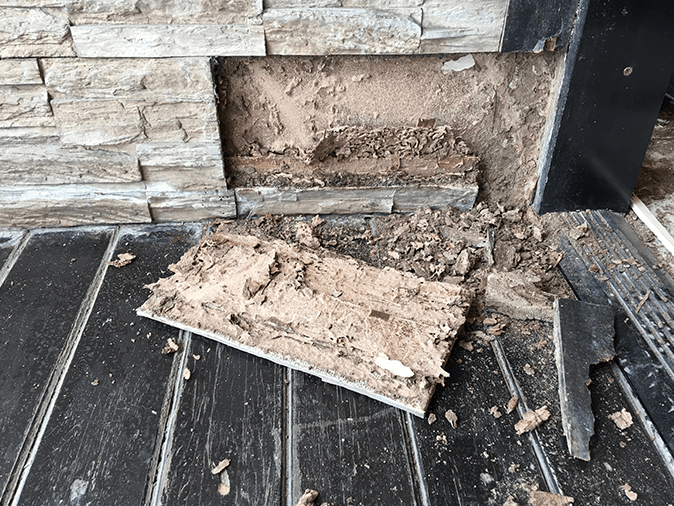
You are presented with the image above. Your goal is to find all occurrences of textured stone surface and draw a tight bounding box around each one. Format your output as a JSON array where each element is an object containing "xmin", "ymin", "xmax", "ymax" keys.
[
  {"xmin": 0, "ymin": 85, "xmax": 55, "ymax": 128},
  {"xmin": 420, "ymin": 0, "xmax": 509, "ymax": 53},
  {"xmin": 0, "ymin": 144, "xmax": 141, "ymax": 184},
  {"xmin": 0, "ymin": 7, "xmax": 75, "ymax": 57},
  {"xmin": 264, "ymin": 0, "xmax": 340, "ymax": 6},
  {"xmin": 263, "ymin": 8, "xmax": 421, "ymax": 55},
  {"xmin": 0, "ymin": 59, "xmax": 42, "ymax": 85},
  {"xmin": 67, "ymin": 0, "xmax": 263, "ymax": 25},
  {"xmin": 70, "ymin": 24, "xmax": 266, "ymax": 57},
  {"xmin": 148, "ymin": 187, "xmax": 236, "ymax": 221},
  {"xmin": 42, "ymin": 58, "xmax": 214, "ymax": 100},
  {"xmin": 0, "ymin": 126, "xmax": 60, "ymax": 144},
  {"xmin": 343, "ymin": 0, "xmax": 423, "ymax": 5},
  {"xmin": 51, "ymin": 99, "xmax": 219, "ymax": 146},
  {"xmin": 138, "ymin": 142, "xmax": 225, "ymax": 189}
]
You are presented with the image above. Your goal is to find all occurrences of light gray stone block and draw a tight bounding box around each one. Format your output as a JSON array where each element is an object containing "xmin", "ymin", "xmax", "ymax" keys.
[
  {"xmin": 0, "ymin": 126, "xmax": 60, "ymax": 144},
  {"xmin": 137, "ymin": 142, "xmax": 225, "ymax": 190},
  {"xmin": 148, "ymin": 187, "xmax": 237, "ymax": 222},
  {"xmin": 51, "ymin": 99, "xmax": 220, "ymax": 146},
  {"xmin": 0, "ymin": 59, "xmax": 42, "ymax": 85},
  {"xmin": 263, "ymin": 8, "xmax": 421, "ymax": 55},
  {"xmin": 343, "ymin": 0, "xmax": 423, "ymax": 6},
  {"xmin": 0, "ymin": 7, "xmax": 75, "ymax": 57},
  {"xmin": 0, "ymin": 144, "xmax": 141, "ymax": 184},
  {"xmin": 42, "ymin": 58, "xmax": 214, "ymax": 100},
  {"xmin": 0, "ymin": 85, "xmax": 55, "ymax": 128},
  {"xmin": 420, "ymin": 0, "xmax": 508, "ymax": 53},
  {"xmin": 264, "ymin": 0, "xmax": 341, "ymax": 6},
  {"xmin": 0, "ymin": 1, "xmax": 66, "ymax": 5},
  {"xmin": 70, "ymin": 24, "xmax": 266, "ymax": 57},
  {"xmin": 67, "ymin": 0, "xmax": 263, "ymax": 25}
]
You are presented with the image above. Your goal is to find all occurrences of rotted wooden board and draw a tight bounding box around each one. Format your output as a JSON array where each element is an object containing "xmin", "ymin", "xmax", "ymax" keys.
[
  {"xmin": 0, "ymin": 229, "xmax": 112, "ymax": 497},
  {"xmin": 14, "ymin": 225, "xmax": 202, "ymax": 505}
]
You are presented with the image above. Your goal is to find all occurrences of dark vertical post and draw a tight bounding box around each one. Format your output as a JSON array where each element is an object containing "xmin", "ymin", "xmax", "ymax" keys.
[{"xmin": 534, "ymin": 0, "xmax": 674, "ymax": 213}]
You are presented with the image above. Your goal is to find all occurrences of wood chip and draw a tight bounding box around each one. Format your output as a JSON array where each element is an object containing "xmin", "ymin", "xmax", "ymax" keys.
[
  {"xmin": 609, "ymin": 408, "xmax": 633, "ymax": 430},
  {"xmin": 490, "ymin": 406, "xmax": 502, "ymax": 418},
  {"xmin": 503, "ymin": 496, "xmax": 518, "ymax": 506},
  {"xmin": 636, "ymin": 288, "xmax": 651, "ymax": 313},
  {"xmin": 212, "ymin": 458, "xmax": 231, "ymax": 475},
  {"xmin": 529, "ymin": 490, "xmax": 574, "ymax": 505},
  {"xmin": 91, "ymin": 379, "xmax": 99, "ymax": 386},
  {"xmin": 182, "ymin": 367, "xmax": 191, "ymax": 380},
  {"xmin": 427, "ymin": 413, "xmax": 437, "ymax": 425},
  {"xmin": 523, "ymin": 363, "xmax": 535, "ymax": 376},
  {"xmin": 458, "ymin": 340, "xmax": 474, "ymax": 351},
  {"xmin": 296, "ymin": 489, "xmax": 319, "ymax": 506},
  {"xmin": 107, "ymin": 252, "xmax": 136, "ymax": 268},
  {"xmin": 505, "ymin": 395, "xmax": 519, "ymax": 414},
  {"xmin": 161, "ymin": 337, "xmax": 179, "ymax": 354},
  {"xmin": 515, "ymin": 406, "xmax": 551, "ymax": 435},
  {"xmin": 193, "ymin": 354, "xmax": 201, "ymax": 360},
  {"xmin": 588, "ymin": 263, "xmax": 599, "ymax": 273},
  {"xmin": 621, "ymin": 484, "xmax": 637, "ymax": 501},
  {"xmin": 445, "ymin": 409, "xmax": 458, "ymax": 428},
  {"xmin": 483, "ymin": 317, "xmax": 498, "ymax": 325}
]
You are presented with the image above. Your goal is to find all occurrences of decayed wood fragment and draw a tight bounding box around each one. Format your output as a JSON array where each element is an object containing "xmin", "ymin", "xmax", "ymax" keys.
[
  {"xmin": 514, "ymin": 406, "xmax": 550, "ymax": 435},
  {"xmin": 138, "ymin": 231, "xmax": 471, "ymax": 416},
  {"xmin": 609, "ymin": 408, "xmax": 633, "ymax": 430},
  {"xmin": 295, "ymin": 489, "xmax": 319, "ymax": 506},
  {"xmin": 554, "ymin": 298, "xmax": 615, "ymax": 460},
  {"xmin": 529, "ymin": 490, "xmax": 574, "ymax": 506}
]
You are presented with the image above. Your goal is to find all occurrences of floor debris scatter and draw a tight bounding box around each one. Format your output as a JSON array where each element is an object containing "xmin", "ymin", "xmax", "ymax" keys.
[
  {"xmin": 161, "ymin": 337, "xmax": 179, "ymax": 354},
  {"xmin": 138, "ymin": 230, "xmax": 472, "ymax": 415},
  {"xmin": 107, "ymin": 252, "xmax": 135, "ymax": 268},
  {"xmin": 553, "ymin": 298, "xmax": 615, "ymax": 461},
  {"xmin": 609, "ymin": 408, "xmax": 634, "ymax": 430},
  {"xmin": 514, "ymin": 406, "xmax": 551, "ymax": 435},
  {"xmin": 621, "ymin": 484, "xmax": 638, "ymax": 501}
]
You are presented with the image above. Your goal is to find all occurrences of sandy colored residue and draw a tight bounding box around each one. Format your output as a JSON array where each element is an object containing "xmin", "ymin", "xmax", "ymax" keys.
[
  {"xmin": 215, "ymin": 53, "xmax": 564, "ymax": 205},
  {"xmin": 139, "ymin": 230, "xmax": 471, "ymax": 414}
]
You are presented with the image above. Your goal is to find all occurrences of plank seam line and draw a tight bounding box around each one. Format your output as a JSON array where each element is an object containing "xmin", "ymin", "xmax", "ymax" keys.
[
  {"xmin": 490, "ymin": 338, "xmax": 563, "ymax": 496},
  {"xmin": 609, "ymin": 362, "xmax": 674, "ymax": 482},
  {"xmin": 285, "ymin": 368, "xmax": 294, "ymax": 506},
  {"xmin": 4, "ymin": 226, "xmax": 121, "ymax": 506},
  {"xmin": 0, "ymin": 230, "xmax": 32, "ymax": 290},
  {"xmin": 146, "ymin": 330, "xmax": 193, "ymax": 506},
  {"xmin": 404, "ymin": 412, "xmax": 431, "ymax": 506}
]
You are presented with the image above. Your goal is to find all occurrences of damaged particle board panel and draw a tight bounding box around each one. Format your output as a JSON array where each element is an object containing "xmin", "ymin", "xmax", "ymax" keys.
[{"xmin": 138, "ymin": 231, "xmax": 472, "ymax": 416}]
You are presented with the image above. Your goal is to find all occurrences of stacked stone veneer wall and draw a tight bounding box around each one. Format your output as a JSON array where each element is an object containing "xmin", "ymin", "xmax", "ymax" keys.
[{"xmin": 0, "ymin": 0, "xmax": 513, "ymax": 227}]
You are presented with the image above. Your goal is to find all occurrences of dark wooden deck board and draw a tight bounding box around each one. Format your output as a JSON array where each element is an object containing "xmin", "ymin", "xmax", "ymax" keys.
[
  {"xmin": 411, "ymin": 341, "xmax": 546, "ymax": 505},
  {"xmin": 290, "ymin": 370, "xmax": 420, "ymax": 506},
  {"xmin": 498, "ymin": 319, "xmax": 674, "ymax": 504},
  {"xmin": 0, "ymin": 229, "xmax": 111, "ymax": 498},
  {"xmin": 158, "ymin": 333, "xmax": 285, "ymax": 506},
  {"xmin": 15, "ymin": 225, "xmax": 202, "ymax": 506}
]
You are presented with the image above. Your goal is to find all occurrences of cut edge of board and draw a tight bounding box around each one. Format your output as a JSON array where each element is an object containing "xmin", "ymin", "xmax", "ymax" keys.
[{"xmin": 137, "ymin": 308, "xmax": 428, "ymax": 417}]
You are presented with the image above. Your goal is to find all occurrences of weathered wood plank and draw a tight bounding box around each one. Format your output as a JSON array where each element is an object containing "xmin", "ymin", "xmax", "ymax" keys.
[
  {"xmin": 0, "ymin": 59, "xmax": 42, "ymax": 85},
  {"xmin": 138, "ymin": 142, "xmax": 225, "ymax": 189},
  {"xmin": 15, "ymin": 225, "xmax": 203, "ymax": 506},
  {"xmin": 0, "ymin": 184, "xmax": 152, "ymax": 227},
  {"xmin": 67, "ymin": 0, "xmax": 263, "ymax": 25},
  {"xmin": 0, "ymin": 126, "xmax": 59, "ymax": 144},
  {"xmin": 392, "ymin": 185, "xmax": 478, "ymax": 212},
  {"xmin": 51, "ymin": 98, "xmax": 219, "ymax": 146},
  {"xmin": 0, "ymin": 7, "xmax": 75, "ymax": 57},
  {"xmin": 290, "ymin": 371, "xmax": 420, "ymax": 505},
  {"xmin": 158, "ymin": 335, "xmax": 284, "ymax": 506},
  {"xmin": 0, "ymin": 229, "xmax": 112, "ymax": 498},
  {"xmin": 70, "ymin": 24, "xmax": 266, "ymax": 57},
  {"xmin": 42, "ymin": 57, "xmax": 215, "ymax": 101},
  {"xmin": 148, "ymin": 187, "xmax": 237, "ymax": 222},
  {"xmin": 420, "ymin": 0, "xmax": 509, "ymax": 54},
  {"xmin": 263, "ymin": 8, "xmax": 421, "ymax": 55},
  {"xmin": 411, "ymin": 338, "xmax": 547, "ymax": 505},
  {"xmin": 0, "ymin": 144, "xmax": 141, "ymax": 185},
  {"xmin": 0, "ymin": 85, "xmax": 54, "ymax": 128}
]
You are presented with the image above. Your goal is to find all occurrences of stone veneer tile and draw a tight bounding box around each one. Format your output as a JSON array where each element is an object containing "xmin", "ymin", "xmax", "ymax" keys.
[
  {"xmin": 0, "ymin": 59, "xmax": 42, "ymax": 85},
  {"xmin": 0, "ymin": 7, "xmax": 75, "ymax": 57}
]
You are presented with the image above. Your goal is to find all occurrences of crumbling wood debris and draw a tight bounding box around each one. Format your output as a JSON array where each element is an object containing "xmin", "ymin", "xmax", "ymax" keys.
[
  {"xmin": 211, "ymin": 458, "xmax": 230, "ymax": 475},
  {"xmin": 553, "ymin": 298, "xmax": 615, "ymax": 460},
  {"xmin": 138, "ymin": 231, "xmax": 471, "ymax": 416},
  {"xmin": 609, "ymin": 408, "xmax": 634, "ymax": 430},
  {"xmin": 295, "ymin": 489, "xmax": 319, "ymax": 506},
  {"xmin": 445, "ymin": 409, "xmax": 458, "ymax": 428},
  {"xmin": 107, "ymin": 252, "xmax": 135, "ymax": 268},
  {"xmin": 485, "ymin": 271, "xmax": 555, "ymax": 321},
  {"xmin": 514, "ymin": 406, "xmax": 551, "ymax": 435},
  {"xmin": 505, "ymin": 395, "xmax": 519, "ymax": 414},
  {"xmin": 529, "ymin": 490, "xmax": 574, "ymax": 505},
  {"xmin": 621, "ymin": 484, "xmax": 638, "ymax": 501},
  {"xmin": 161, "ymin": 337, "xmax": 179, "ymax": 354}
]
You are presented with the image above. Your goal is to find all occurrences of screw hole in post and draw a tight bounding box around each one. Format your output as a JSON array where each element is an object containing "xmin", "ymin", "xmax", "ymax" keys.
[{"xmin": 623, "ymin": 66, "xmax": 633, "ymax": 76}]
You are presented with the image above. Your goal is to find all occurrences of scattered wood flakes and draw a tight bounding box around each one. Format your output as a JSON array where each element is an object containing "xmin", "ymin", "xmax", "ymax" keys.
[
  {"xmin": 296, "ymin": 489, "xmax": 319, "ymax": 506},
  {"xmin": 445, "ymin": 409, "xmax": 458, "ymax": 428},
  {"xmin": 529, "ymin": 490, "xmax": 574, "ymax": 505},
  {"xmin": 636, "ymin": 289, "xmax": 651, "ymax": 313},
  {"xmin": 483, "ymin": 317, "xmax": 498, "ymax": 325},
  {"xmin": 515, "ymin": 406, "xmax": 550, "ymax": 435},
  {"xmin": 458, "ymin": 340, "xmax": 474, "ymax": 351},
  {"xmin": 609, "ymin": 408, "xmax": 633, "ymax": 430},
  {"xmin": 505, "ymin": 396, "xmax": 519, "ymax": 414},
  {"xmin": 91, "ymin": 379, "xmax": 99, "ymax": 386},
  {"xmin": 193, "ymin": 354, "xmax": 201, "ymax": 360},
  {"xmin": 621, "ymin": 484, "xmax": 637, "ymax": 501},
  {"xmin": 490, "ymin": 406, "xmax": 502, "ymax": 418},
  {"xmin": 523, "ymin": 364, "xmax": 535, "ymax": 376},
  {"xmin": 588, "ymin": 263, "xmax": 599, "ymax": 273},
  {"xmin": 427, "ymin": 413, "xmax": 437, "ymax": 425},
  {"xmin": 503, "ymin": 495, "xmax": 518, "ymax": 506},
  {"xmin": 182, "ymin": 367, "xmax": 191, "ymax": 380},
  {"xmin": 212, "ymin": 458, "xmax": 231, "ymax": 475},
  {"xmin": 161, "ymin": 337, "xmax": 179, "ymax": 354},
  {"xmin": 107, "ymin": 252, "xmax": 136, "ymax": 268}
]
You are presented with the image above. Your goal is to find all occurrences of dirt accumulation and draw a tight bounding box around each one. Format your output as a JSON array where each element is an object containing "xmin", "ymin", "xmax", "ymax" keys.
[{"xmin": 214, "ymin": 53, "xmax": 564, "ymax": 206}]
